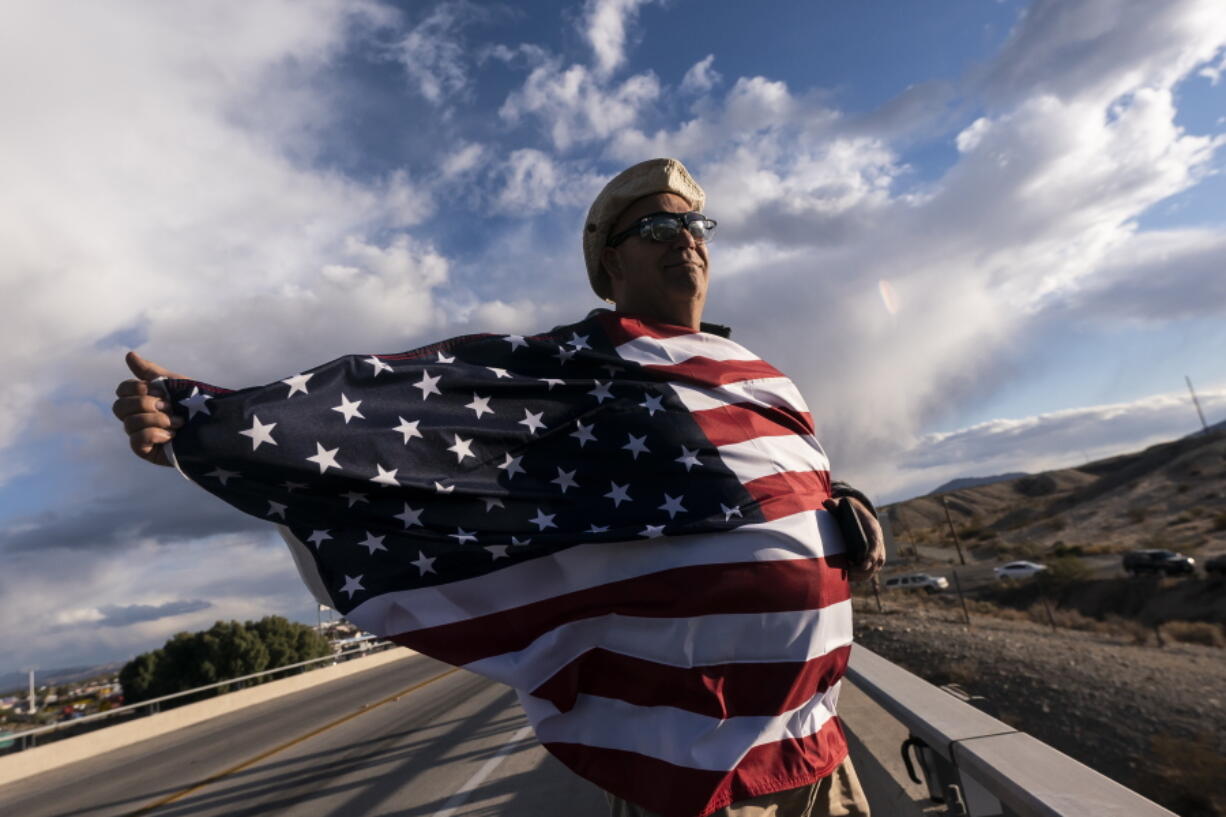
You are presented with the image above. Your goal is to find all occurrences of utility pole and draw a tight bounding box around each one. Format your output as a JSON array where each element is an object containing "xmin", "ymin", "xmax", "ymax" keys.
[
  {"xmin": 1186, "ymin": 376, "xmax": 1209, "ymax": 434},
  {"xmin": 941, "ymin": 496, "xmax": 967, "ymax": 565},
  {"xmin": 25, "ymin": 667, "xmax": 37, "ymax": 715}
]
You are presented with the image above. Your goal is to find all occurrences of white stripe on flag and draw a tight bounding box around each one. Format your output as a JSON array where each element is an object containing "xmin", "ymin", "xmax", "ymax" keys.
[
  {"xmin": 464, "ymin": 600, "xmax": 854, "ymax": 687},
  {"xmin": 614, "ymin": 332, "xmax": 762, "ymax": 367},
  {"xmin": 716, "ymin": 435, "xmax": 832, "ymax": 483},
  {"xmin": 671, "ymin": 379, "xmax": 812, "ymax": 416},
  {"xmin": 346, "ymin": 509, "xmax": 842, "ymax": 636},
  {"xmin": 520, "ymin": 683, "xmax": 840, "ymax": 771}
]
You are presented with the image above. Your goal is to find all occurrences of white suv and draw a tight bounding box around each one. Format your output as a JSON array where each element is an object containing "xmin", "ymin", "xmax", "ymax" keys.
[{"xmin": 882, "ymin": 573, "xmax": 949, "ymax": 593}]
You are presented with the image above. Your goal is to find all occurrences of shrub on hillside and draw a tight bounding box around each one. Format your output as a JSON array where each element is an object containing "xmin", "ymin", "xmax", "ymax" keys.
[
  {"xmin": 1043, "ymin": 555, "xmax": 1092, "ymax": 586},
  {"xmin": 1160, "ymin": 621, "xmax": 1226, "ymax": 648}
]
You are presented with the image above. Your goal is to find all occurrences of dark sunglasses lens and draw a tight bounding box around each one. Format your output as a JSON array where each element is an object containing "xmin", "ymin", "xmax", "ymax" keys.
[
  {"xmin": 689, "ymin": 220, "xmax": 713, "ymax": 240},
  {"xmin": 646, "ymin": 217, "xmax": 681, "ymax": 241}
]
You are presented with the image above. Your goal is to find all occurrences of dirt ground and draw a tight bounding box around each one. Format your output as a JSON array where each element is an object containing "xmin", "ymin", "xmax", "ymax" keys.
[{"xmin": 852, "ymin": 597, "xmax": 1226, "ymax": 817}]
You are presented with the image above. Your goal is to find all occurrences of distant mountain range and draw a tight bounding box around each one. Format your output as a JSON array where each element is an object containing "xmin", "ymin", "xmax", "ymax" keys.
[
  {"xmin": 0, "ymin": 661, "xmax": 126, "ymax": 696},
  {"xmin": 929, "ymin": 472, "xmax": 1029, "ymax": 495}
]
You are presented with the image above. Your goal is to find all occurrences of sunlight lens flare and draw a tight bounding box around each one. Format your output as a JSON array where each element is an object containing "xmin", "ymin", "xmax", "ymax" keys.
[{"xmin": 878, "ymin": 279, "xmax": 900, "ymax": 316}]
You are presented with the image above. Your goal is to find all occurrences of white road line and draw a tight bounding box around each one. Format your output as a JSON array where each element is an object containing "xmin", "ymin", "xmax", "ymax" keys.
[{"xmin": 431, "ymin": 724, "xmax": 534, "ymax": 817}]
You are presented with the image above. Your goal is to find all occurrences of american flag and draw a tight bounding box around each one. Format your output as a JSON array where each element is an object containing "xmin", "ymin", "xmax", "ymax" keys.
[{"xmin": 161, "ymin": 310, "xmax": 853, "ymax": 817}]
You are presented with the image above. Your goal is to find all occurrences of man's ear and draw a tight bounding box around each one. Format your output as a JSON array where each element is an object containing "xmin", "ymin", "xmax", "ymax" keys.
[{"xmin": 600, "ymin": 247, "xmax": 623, "ymax": 296}]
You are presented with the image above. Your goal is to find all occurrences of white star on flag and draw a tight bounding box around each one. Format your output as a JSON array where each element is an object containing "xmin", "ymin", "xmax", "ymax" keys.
[
  {"xmin": 605, "ymin": 482, "xmax": 632, "ymax": 507},
  {"xmin": 504, "ymin": 335, "xmax": 528, "ymax": 351},
  {"xmin": 721, "ymin": 503, "xmax": 743, "ymax": 521},
  {"xmin": 332, "ymin": 394, "xmax": 365, "ymax": 424},
  {"xmin": 567, "ymin": 332, "xmax": 591, "ymax": 351},
  {"xmin": 238, "ymin": 416, "xmax": 277, "ymax": 450},
  {"xmin": 587, "ymin": 524, "xmax": 610, "ymax": 534},
  {"xmin": 481, "ymin": 497, "xmax": 506, "ymax": 511},
  {"xmin": 571, "ymin": 422, "xmax": 597, "ymax": 447},
  {"xmin": 282, "ymin": 481, "xmax": 307, "ymax": 493},
  {"xmin": 414, "ymin": 371, "xmax": 442, "ymax": 400},
  {"xmin": 511, "ymin": 536, "xmax": 532, "ymax": 546},
  {"xmin": 552, "ymin": 468, "xmax": 579, "ymax": 493},
  {"xmin": 281, "ymin": 373, "xmax": 312, "ymax": 397},
  {"xmin": 554, "ymin": 345, "xmax": 576, "ymax": 363},
  {"xmin": 364, "ymin": 355, "xmax": 393, "ymax": 376},
  {"xmin": 676, "ymin": 447, "xmax": 702, "ymax": 471},
  {"xmin": 530, "ymin": 509, "xmax": 557, "ymax": 530},
  {"xmin": 181, "ymin": 387, "xmax": 212, "ymax": 419},
  {"xmin": 342, "ymin": 491, "xmax": 369, "ymax": 507},
  {"xmin": 539, "ymin": 378, "xmax": 564, "ymax": 390},
  {"xmin": 370, "ymin": 464, "xmax": 400, "ymax": 487},
  {"xmin": 499, "ymin": 454, "xmax": 525, "ymax": 478},
  {"xmin": 393, "ymin": 417, "xmax": 422, "ymax": 444},
  {"xmin": 411, "ymin": 552, "xmax": 436, "ymax": 575},
  {"xmin": 640, "ymin": 524, "xmax": 666, "ymax": 539},
  {"xmin": 306, "ymin": 530, "xmax": 332, "ymax": 548},
  {"xmin": 450, "ymin": 528, "xmax": 478, "ymax": 544},
  {"xmin": 434, "ymin": 481, "xmax": 456, "ymax": 494},
  {"xmin": 623, "ymin": 434, "xmax": 649, "ymax": 459},
  {"xmin": 447, "ymin": 434, "xmax": 475, "ymax": 462},
  {"xmin": 588, "ymin": 381, "xmax": 613, "ymax": 403},
  {"xmin": 486, "ymin": 545, "xmax": 509, "ymax": 559},
  {"xmin": 518, "ymin": 409, "xmax": 545, "ymax": 434},
  {"xmin": 267, "ymin": 501, "xmax": 287, "ymax": 519},
  {"xmin": 358, "ymin": 532, "xmax": 387, "ymax": 554},
  {"xmin": 340, "ymin": 575, "xmax": 364, "ymax": 598},
  {"xmin": 487, "ymin": 367, "xmax": 511, "ymax": 379},
  {"xmin": 306, "ymin": 442, "xmax": 341, "ymax": 474},
  {"xmin": 659, "ymin": 494, "xmax": 686, "ymax": 519},
  {"xmin": 436, "ymin": 352, "xmax": 456, "ymax": 364},
  {"xmin": 466, "ymin": 394, "xmax": 494, "ymax": 419},
  {"xmin": 205, "ymin": 467, "xmax": 239, "ymax": 485},
  {"xmin": 394, "ymin": 504, "xmax": 424, "ymax": 529},
  {"xmin": 640, "ymin": 394, "xmax": 665, "ymax": 415}
]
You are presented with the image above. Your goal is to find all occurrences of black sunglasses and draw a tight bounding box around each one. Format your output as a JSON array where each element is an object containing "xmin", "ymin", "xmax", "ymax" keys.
[{"xmin": 606, "ymin": 211, "xmax": 718, "ymax": 248}]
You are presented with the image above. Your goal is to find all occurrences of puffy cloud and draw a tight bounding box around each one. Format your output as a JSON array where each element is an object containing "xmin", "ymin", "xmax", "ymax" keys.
[
  {"xmin": 393, "ymin": 1, "xmax": 481, "ymax": 105},
  {"xmin": 96, "ymin": 600, "xmax": 214, "ymax": 628},
  {"xmin": 500, "ymin": 60, "xmax": 661, "ymax": 149},
  {"xmin": 681, "ymin": 54, "xmax": 722, "ymax": 95},
  {"xmin": 492, "ymin": 149, "xmax": 606, "ymax": 214},
  {"xmin": 581, "ymin": 0, "xmax": 654, "ymax": 77}
]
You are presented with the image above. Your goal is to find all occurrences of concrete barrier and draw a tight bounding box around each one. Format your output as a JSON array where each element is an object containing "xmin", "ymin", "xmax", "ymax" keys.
[{"xmin": 0, "ymin": 648, "xmax": 416, "ymax": 786}]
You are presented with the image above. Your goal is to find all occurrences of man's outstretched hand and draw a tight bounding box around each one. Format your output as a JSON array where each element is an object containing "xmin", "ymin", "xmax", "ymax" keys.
[
  {"xmin": 824, "ymin": 497, "xmax": 887, "ymax": 581},
  {"xmin": 112, "ymin": 351, "xmax": 188, "ymax": 467}
]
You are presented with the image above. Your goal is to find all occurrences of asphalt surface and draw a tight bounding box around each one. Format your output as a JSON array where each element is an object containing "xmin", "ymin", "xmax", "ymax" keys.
[{"xmin": 0, "ymin": 651, "xmax": 607, "ymax": 817}]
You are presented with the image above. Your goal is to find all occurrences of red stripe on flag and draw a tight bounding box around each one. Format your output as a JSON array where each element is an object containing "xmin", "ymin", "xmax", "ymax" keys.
[
  {"xmin": 545, "ymin": 715, "xmax": 848, "ymax": 817},
  {"xmin": 644, "ymin": 356, "xmax": 785, "ymax": 388},
  {"xmin": 690, "ymin": 402, "xmax": 815, "ymax": 446},
  {"xmin": 389, "ymin": 557, "xmax": 850, "ymax": 666},
  {"xmin": 743, "ymin": 471, "xmax": 833, "ymax": 522},
  {"xmin": 597, "ymin": 312, "xmax": 699, "ymax": 346},
  {"xmin": 530, "ymin": 644, "xmax": 851, "ymax": 719}
]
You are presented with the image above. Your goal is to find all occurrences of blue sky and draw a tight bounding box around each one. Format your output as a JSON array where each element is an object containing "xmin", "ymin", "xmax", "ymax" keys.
[{"xmin": 2, "ymin": 0, "xmax": 1224, "ymax": 676}]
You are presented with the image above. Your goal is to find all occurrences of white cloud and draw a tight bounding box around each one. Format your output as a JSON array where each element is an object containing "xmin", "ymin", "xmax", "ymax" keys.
[
  {"xmin": 681, "ymin": 54, "xmax": 721, "ymax": 95},
  {"xmin": 500, "ymin": 60, "xmax": 660, "ymax": 150},
  {"xmin": 492, "ymin": 149, "xmax": 605, "ymax": 215},
  {"xmin": 581, "ymin": 0, "xmax": 653, "ymax": 77},
  {"xmin": 885, "ymin": 387, "xmax": 1226, "ymax": 500},
  {"xmin": 394, "ymin": 1, "xmax": 479, "ymax": 105}
]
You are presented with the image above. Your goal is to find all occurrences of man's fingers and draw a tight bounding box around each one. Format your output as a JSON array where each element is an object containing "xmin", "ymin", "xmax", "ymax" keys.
[
  {"xmin": 112, "ymin": 395, "xmax": 167, "ymax": 420},
  {"xmin": 123, "ymin": 412, "xmax": 181, "ymax": 435},
  {"xmin": 129, "ymin": 427, "xmax": 174, "ymax": 450},
  {"xmin": 115, "ymin": 378, "xmax": 150, "ymax": 398},
  {"xmin": 125, "ymin": 351, "xmax": 187, "ymax": 381}
]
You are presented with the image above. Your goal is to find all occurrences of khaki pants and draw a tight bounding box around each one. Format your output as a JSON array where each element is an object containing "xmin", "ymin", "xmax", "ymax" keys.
[{"xmin": 606, "ymin": 755, "xmax": 870, "ymax": 817}]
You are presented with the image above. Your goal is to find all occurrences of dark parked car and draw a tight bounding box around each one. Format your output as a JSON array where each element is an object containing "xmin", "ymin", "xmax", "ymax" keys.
[
  {"xmin": 1122, "ymin": 549, "xmax": 1195, "ymax": 576},
  {"xmin": 1205, "ymin": 554, "xmax": 1226, "ymax": 578}
]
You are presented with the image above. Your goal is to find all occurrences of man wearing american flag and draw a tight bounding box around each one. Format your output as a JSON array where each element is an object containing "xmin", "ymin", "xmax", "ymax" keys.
[{"xmin": 113, "ymin": 158, "xmax": 885, "ymax": 817}]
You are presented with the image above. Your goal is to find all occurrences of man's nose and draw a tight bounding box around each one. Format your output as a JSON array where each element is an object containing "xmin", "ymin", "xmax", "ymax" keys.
[{"xmin": 671, "ymin": 227, "xmax": 697, "ymax": 248}]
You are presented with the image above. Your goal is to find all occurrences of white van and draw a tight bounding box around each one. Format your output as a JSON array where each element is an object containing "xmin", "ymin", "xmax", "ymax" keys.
[{"xmin": 882, "ymin": 573, "xmax": 949, "ymax": 593}]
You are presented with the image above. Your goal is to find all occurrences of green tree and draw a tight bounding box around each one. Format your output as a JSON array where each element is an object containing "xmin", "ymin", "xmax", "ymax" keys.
[{"xmin": 119, "ymin": 616, "xmax": 332, "ymax": 705}]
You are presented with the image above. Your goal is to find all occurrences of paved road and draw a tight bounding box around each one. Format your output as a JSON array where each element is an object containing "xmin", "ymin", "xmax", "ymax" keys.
[{"xmin": 0, "ymin": 651, "xmax": 607, "ymax": 817}]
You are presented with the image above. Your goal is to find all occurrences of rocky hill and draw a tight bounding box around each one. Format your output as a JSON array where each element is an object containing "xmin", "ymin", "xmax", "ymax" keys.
[{"xmin": 883, "ymin": 428, "xmax": 1226, "ymax": 563}]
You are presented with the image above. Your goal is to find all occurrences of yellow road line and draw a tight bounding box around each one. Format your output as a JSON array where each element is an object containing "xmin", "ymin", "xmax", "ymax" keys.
[{"xmin": 126, "ymin": 667, "xmax": 461, "ymax": 816}]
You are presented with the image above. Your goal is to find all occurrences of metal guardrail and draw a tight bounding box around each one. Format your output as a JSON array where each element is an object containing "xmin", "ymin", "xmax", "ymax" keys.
[
  {"xmin": 4, "ymin": 637, "xmax": 389, "ymax": 753},
  {"xmin": 845, "ymin": 646, "xmax": 1177, "ymax": 817}
]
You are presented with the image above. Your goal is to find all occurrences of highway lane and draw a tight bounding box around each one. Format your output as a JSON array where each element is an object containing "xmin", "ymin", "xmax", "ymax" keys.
[{"xmin": 0, "ymin": 650, "xmax": 607, "ymax": 817}]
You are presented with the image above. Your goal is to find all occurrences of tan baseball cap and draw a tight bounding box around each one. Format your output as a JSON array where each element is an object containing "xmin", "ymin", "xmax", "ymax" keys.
[{"xmin": 582, "ymin": 158, "xmax": 705, "ymax": 301}]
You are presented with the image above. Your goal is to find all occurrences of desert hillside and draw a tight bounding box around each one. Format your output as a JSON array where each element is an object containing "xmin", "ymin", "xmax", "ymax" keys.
[{"xmin": 883, "ymin": 428, "xmax": 1226, "ymax": 563}]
